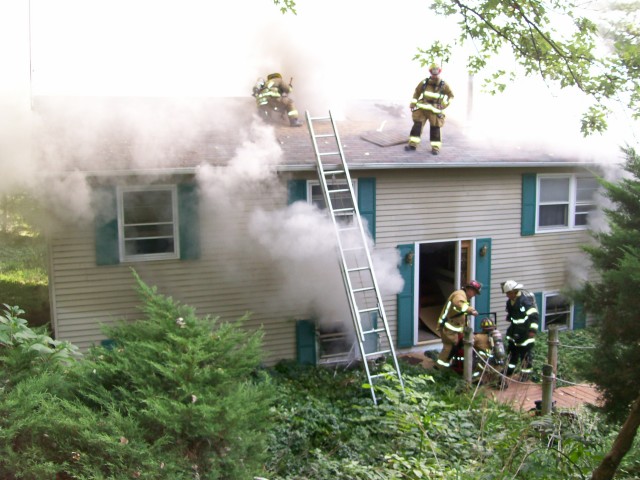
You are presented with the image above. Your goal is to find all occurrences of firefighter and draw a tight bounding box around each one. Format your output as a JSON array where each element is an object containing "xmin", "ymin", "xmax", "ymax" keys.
[
  {"xmin": 501, "ymin": 280, "xmax": 539, "ymax": 380},
  {"xmin": 435, "ymin": 280, "xmax": 482, "ymax": 370},
  {"xmin": 474, "ymin": 318, "xmax": 498, "ymax": 368},
  {"xmin": 405, "ymin": 63, "xmax": 454, "ymax": 155},
  {"xmin": 252, "ymin": 73, "xmax": 302, "ymax": 127}
]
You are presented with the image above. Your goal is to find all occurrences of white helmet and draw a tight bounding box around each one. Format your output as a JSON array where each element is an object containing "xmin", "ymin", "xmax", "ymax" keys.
[{"xmin": 501, "ymin": 280, "xmax": 523, "ymax": 294}]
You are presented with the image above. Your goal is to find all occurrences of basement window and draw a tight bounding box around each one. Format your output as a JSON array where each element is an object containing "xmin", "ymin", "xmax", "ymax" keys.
[
  {"xmin": 542, "ymin": 292, "xmax": 573, "ymax": 331},
  {"xmin": 118, "ymin": 185, "xmax": 179, "ymax": 262},
  {"xmin": 317, "ymin": 326, "xmax": 352, "ymax": 363}
]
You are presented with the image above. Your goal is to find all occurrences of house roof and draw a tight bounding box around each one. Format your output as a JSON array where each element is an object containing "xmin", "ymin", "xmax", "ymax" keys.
[{"xmin": 33, "ymin": 96, "xmax": 600, "ymax": 176}]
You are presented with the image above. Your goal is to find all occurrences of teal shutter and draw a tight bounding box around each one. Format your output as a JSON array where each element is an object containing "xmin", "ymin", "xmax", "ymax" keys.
[
  {"xmin": 573, "ymin": 301, "xmax": 586, "ymax": 330},
  {"xmin": 94, "ymin": 186, "xmax": 119, "ymax": 265},
  {"xmin": 521, "ymin": 173, "xmax": 536, "ymax": 236},
  {"xmin": 288, "ymin": 179, "xmax": 307, "ymax": 204},
  {"xmin": 534, "ymin": 292, "xmax": 543, "ymax": 331},
  {"xmin": 474, "ymin": 238, "xmax": 492, "ymax": 331},
  {"xmin": 357, "ymin": 177, "xmax": 376, "ymax": 241},
  {"xmin": 178, "ymin": 182, "xmax": 200, "ymax": 260},
  {"xmin": 396, "ymin": 244, "xmax": 415, "ymax": 348},
  {"xmin": 296, "ymin": 319, "xmax": 317, "ymax": 365}
]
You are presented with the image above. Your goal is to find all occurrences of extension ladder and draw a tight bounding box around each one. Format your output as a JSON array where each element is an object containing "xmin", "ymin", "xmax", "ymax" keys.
[{"xmin": 305, "ymin": 110, "xmax": 404, "ymax": 404}]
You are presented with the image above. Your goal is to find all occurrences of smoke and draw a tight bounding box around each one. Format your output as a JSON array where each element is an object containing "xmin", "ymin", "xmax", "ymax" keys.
[{"xmin": 196, "ymin": 118, "xmax": 403, "ymax": 330}]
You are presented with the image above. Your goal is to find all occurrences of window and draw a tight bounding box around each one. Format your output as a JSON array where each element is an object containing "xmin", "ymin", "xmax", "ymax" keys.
[
  {"xmin": 308, "ymin": 179, "xmax": 358, "ymax": 224},
  {"xmin": 118, "ymin": 185, "xmax": 179, "ymax": 262},
  {"xmin": 537, "ymin": 174, "xmax": 598, "ymax": 231},
  {"xmin": 542, "ymin": 292, "xmax": 573, "ymax": 331}
]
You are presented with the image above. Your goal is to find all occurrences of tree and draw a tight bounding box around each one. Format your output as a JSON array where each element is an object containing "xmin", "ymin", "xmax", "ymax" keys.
[
  {"xmin": 274, "ymin": 0, "xmax": 640, "ymax": 136},
  {"xmin": 575, "ymin": 146, "xmax": 640, "ymax": 479}
]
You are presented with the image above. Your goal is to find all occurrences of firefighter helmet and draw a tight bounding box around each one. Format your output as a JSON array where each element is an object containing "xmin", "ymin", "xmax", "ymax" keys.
[
  {"xmin": 501, "ymin": 279, "xmax": 523, "ymax": 294},
  {"xmin": 429, "ymin": 63, "xmax": 442, "ymax": 76},
  {"xmin": 267, "ymin": 73, "xmax": 282, "ymax": 80},
  {"xmin": 464, "ymin": 280, "xmax": 482, "ymax": 295},
  {"xmin": 480, "ymin": 318, "xmax": 495, "ymax": 330}
]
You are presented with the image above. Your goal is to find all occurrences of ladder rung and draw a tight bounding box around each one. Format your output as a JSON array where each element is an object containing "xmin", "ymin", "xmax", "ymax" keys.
[
  {"xmin": 338, "ymin": 226, "xmax": 358, "ymax": 233},
  {"xmin": 333, "ymin": 208, "xmax": 354, "ymax": 213},
  {"xmin": 369, "ymin": 371, "xmax": 399, "ymax": 380},
  {"xmin": 353, "ymin": 286, "xmax": 375, "ymax": 293},
  {"xmin": 366, "ymin": 349, "xmax": 392, "ymax": 357},
  {"xmin": 319, "ymin": 152, "xmax": 341, "ymax": 156},
  {"xmin": 328, "ymin": 188, "xmax": 350, "ymax": 194},
  {"xmin": 347, "ymin": 266, "xmax": 370, "ymax": 272},
  {"xmin": 343, "ymin": 246, "xmax": 364, "ymax": 252},
  {"xmin": 314, "ymin": 133, "xmax": 335, "ymax": 138},
  {"xmin": 309, "ymin": 116, "xmax": 331, "ymax": 121},
  {"xmin": 359, "ymin": 307, "xmax": 378, "ymax": 314},
  {"xmin": 363, "ymin": 328, "xmax": 386, "ymax": 335},
  {"xmin": 323, "ymin": 169, "xmax": 345, "ymax": 175}
]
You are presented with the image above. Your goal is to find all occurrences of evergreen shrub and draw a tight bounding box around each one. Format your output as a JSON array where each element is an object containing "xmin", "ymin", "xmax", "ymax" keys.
[{"xmin": 0, "ymin": 272, "xmax": 275, "ymax": 479}]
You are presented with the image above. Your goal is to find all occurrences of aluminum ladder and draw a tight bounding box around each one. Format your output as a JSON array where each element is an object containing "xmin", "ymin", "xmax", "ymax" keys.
[{"xmin": 305, "ymin": 110, "xmax": 404, "ymax": 404}]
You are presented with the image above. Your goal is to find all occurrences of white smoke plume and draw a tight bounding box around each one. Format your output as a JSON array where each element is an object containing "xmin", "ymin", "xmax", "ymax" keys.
[{"xmin": 196, "ymin": 118, "xmax": 403, "ymax": 329}]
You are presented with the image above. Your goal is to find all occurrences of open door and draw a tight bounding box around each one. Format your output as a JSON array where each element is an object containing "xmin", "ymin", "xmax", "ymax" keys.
[{"xmin": 416, "ymin": 240, "xmax": 474, "ymax": 344}]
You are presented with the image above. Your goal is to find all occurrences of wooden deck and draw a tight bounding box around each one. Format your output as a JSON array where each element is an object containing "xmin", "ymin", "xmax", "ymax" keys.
[
  {"xmin": 400, "ymin": 353, "xmax": 601, "ymax": 411},
  {"xmin": 485, "ymin": 377, "xmax": 601, "ymax": 411}
]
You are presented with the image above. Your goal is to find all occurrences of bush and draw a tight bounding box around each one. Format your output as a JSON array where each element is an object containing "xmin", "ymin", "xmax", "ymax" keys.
[
  {"xmin": 0, "ymin": 304, "xmax": 80, "ymax": 389},
  {"xmin": 0, "ymin": 272, "xmax": 276, "ymax": 479}
]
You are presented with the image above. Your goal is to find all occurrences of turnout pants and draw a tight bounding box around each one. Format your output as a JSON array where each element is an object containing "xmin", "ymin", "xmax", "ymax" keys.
[
  {"xmin": 408, "ymin": 109, "xmax": 445, "ymax": 150},
  {"xmin": 506, "ymin": 342, "xmax": 534, "ymax": 375}
]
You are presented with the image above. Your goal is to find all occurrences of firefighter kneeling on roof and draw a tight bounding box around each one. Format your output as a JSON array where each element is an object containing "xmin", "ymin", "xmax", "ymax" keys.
[
  {"xmin": 252, "ymin": 73, "xmax": 302, "ymax": 127},
  {"xmin": 502, "ymin": 280, "xmax": 539, "ymax": 380},
  {"xmin": 435, "ymin": 280, "xmax": 481, "ymax": 370},
  {"xmin": 405, "ymin": 63, "xmax": 454, "ymax": 155}
]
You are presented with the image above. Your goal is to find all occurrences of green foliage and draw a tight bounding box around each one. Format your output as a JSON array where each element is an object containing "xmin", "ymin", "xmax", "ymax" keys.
[
  {"xmin": 262, "ymin": 358, "xmax": 637, "ymax": 480},
  {"xmin": 0, "ymin": 303, "xmax": 81, "ymax": 388},
  {"xmin": 0, "ymin": 194, "xmax": 43, "ymax": 237},
  {"xmin": 272, "ymin": 0, "xmax": 297, "ymax": 14},
  {"xmin": 423, "ymin": 0, "xmax": 640, "ymax": 135},
  {"xmin": 531, "ymin": 328, "xmax": 597, "ymax": 385},
  {"xmin": 0, "ymin": 231, "xmax": 50, "ymax": 327},
  {"xmin": 0, "ymin": 272, "xmax": 276, "ymax": 479},
  {"xmin": 575, "ymin": 146, "xmax": 640, "ymax": 421}
]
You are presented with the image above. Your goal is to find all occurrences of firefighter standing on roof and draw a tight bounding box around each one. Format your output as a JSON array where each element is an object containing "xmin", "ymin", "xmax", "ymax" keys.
[
  {"xmin": 435, "ymin": 280, "xmax": 481, "ymax": 370},
  {"xmin": 405, "ymin": 63, "xmax": 454, "ymax": 155},
  {"xmin": 502, "ymin": 280, "xmax": 539, "ymax": 379},
  {"xmin": 252, "ymin": 73, "xmax": 302, "ymax": 127}
]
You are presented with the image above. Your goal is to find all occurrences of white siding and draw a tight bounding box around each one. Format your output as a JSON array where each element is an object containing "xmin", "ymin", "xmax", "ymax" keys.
[
  {"xmin": 50, "ymin": 188, "xmax": 306, "ymax": 365},
  {"xmin": 372, "ymin": 167, "xmax": 592, "ymax": 337},
  {"xmin": 50, "ymin": 167, "xmax": 595, "ymax": 363}
]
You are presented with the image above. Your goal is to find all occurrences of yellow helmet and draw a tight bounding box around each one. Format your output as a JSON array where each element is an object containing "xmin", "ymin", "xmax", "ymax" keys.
[
  {"xmin": 480, "ymin": 318, "xmax": 495, "ymax": 330},
  {"xmin": 267, "ymin": 73, "xmax": 282, "ymax": 80}
]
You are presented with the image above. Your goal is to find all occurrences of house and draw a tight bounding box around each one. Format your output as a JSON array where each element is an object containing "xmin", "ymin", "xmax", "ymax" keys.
[{"xmin": 38, "ymin": 96, "xmax": 600, "ymax": 365}]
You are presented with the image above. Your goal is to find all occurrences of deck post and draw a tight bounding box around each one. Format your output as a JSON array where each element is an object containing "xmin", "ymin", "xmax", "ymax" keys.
[
  {"xmin": 541, "ymin": 363, "xmax": 555, "ymax": 415},
  {"xmin": 547, "ymin": 325, "xmax": 559, "ymax": 375},
  {"xmin": 463, "ymin": 326, "xmax": 474, "ymax": 384}
]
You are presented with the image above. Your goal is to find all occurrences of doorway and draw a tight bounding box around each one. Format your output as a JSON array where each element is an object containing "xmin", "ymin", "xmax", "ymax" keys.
[{"xmin": 416, "ymin": 240, "xmax": 472, "ymax": 344}]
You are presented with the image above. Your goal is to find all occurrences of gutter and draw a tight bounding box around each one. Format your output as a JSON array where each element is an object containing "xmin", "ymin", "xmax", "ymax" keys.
[{"xmin": 52, "ymin": 160, "xmax": 604, "ymax": 178}]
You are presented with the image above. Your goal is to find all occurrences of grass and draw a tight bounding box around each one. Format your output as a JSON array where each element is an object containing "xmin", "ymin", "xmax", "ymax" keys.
[{"xmin": 0, "ymin": 231, "xmax": 50, "ymax": 328}]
